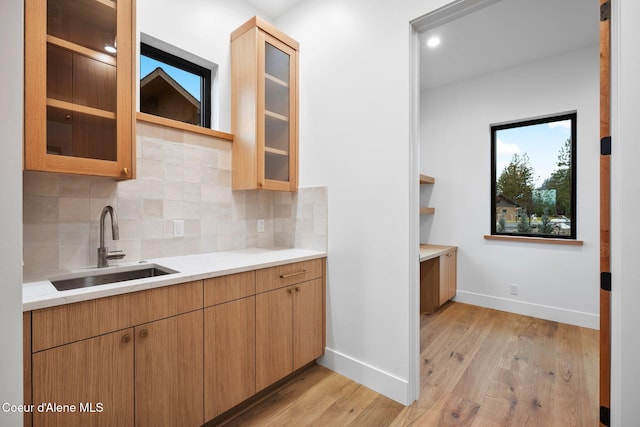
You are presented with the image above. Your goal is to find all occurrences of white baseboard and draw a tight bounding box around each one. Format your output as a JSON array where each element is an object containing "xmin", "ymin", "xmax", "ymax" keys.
[
  {"xmin": 454, "ymin": 290, "xmax": 599, "ymax": 330},
  {"xmin": 317, "ymin": 348, "xmax": 411, "ymax": 405}
]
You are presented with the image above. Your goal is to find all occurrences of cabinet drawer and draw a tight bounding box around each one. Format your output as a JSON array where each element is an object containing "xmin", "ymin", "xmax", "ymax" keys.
[
  {"xmin": 204, "ymin": 271, "xmax": 256, "ymax": 307},
  {"xmin": 32, "ymin": 280, "xmax": 203, "ymax": 352},
  {"xmin": 256, "ymin": 259, "xmax": 324, "ymax": 293}
]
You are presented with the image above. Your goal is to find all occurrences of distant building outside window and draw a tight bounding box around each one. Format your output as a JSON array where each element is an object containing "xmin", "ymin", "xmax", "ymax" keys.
[{"xmin": 140, "ymin": 43, "xmax": 211, "ymax": 128}]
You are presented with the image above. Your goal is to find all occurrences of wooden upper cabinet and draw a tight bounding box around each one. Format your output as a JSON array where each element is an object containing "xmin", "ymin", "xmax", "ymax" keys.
[
  {"xmin": 231, "ymin": 16, "xmax": 299, "ymax": 191},
  {"xmin": 24, "ymin": 0, "xmax": 135, "ymax": 179}
]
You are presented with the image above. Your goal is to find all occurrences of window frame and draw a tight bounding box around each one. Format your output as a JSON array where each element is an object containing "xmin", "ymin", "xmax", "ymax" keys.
[
  {"xmin": 490, "ymin": 112, "xmax": 578, "ymax": 240},
  {"xmin": 140, "ymin": 42, "xmax": 212, "ymax": 128}
]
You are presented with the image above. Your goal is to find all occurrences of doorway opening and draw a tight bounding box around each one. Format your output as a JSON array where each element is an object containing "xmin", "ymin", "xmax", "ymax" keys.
[{"xmin": 409, "ymin": 0, "xmax": 601, "ymax": 419}]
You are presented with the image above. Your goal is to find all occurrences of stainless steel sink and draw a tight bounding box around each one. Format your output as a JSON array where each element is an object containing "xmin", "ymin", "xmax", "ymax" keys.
[{"xmin": 51, "ymin": 264, "xmax": 179, "ymax": 291}]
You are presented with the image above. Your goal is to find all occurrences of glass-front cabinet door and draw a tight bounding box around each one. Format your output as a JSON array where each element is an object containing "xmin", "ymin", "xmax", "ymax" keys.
[
  {"xmin": 231, "ymin": 17, "xmax": 299, "ymax": 192},
  {"xmin": 260, "ymin": 34, "xmax": 297, "ymax": 189},
  {"xmin": 25, "ymin": 0, "xmax": 135, "ymax": 178}
]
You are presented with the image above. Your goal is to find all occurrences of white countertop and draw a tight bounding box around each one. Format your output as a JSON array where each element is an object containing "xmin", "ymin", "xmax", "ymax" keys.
[{"xmin": 23, "ymin": 248, "xmax": 326, "ymax": 311}]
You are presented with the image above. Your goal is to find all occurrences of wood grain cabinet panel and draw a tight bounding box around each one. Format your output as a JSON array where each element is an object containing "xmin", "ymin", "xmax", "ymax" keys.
[
  {"xmin": 256, "ymin": 276, "xmax": 325, "ymax": 392},
  {"xmin": 256, "ymin": 286, "xmax": 294, "ymax": 391},
  {"xmin": 420, "ymin": 248, "xmax": 457, "ymax": 313},
  {"xmin": 204, "ymin": 271, "xmax": 255, "ymax": 307},
  {"xmin": 31, "ymin": 280, "xmax": 203, "ymax": 352},
  {"xmin": 438, "ymin": 250, "xmax": 457, "ymax": 306},
  {"xmin": 23, "ymin": 313, "xmax": 32, "ymax": 427},
  {"xmin": 293, "ymin": 279, "xmax": 325, "ymax": 370},
  {"xmin": 135, "ymin": 310, "xmax": 204, "ymax": 427},
  {"xmin": 32, "ymin": 328, "xmax": 134, "ymax": 427},
  {"xmin": 256, "ymin": 258, "xmax": 323, "ymax": 293},
  {"xmin": 204, "ymin": 296, "xmax": 256, "ymax": 420}
]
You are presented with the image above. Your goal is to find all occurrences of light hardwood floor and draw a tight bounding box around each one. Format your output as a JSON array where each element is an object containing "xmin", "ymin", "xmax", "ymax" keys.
[{"xmin": 217, "ymin": 303, "xmax": 598, "ymax": 426}]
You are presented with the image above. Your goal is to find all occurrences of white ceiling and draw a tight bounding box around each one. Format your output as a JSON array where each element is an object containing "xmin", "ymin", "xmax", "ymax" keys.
[
  {"xmin": 243, "ymin": 0, "xmax": 599, "ymax": 91},
  {"xmin": 242, "ymin": 0, "xmax": 306, "ymax": 19},
  {"xmin": 419, "ymin": 0, "xmax": 600, "ymax": 90}
]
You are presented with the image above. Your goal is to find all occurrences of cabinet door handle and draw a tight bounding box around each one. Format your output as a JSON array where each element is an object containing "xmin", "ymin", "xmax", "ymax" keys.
[
  {"xmin": 139, "ymin": 329, "xmax": 149, "ymax": 338},
  {"xmin": 122, "ymin": 167, "xmax": 129, "ymax": 176},
  {"xmin": 280, "ymin": 270, "xmax": 307, "ymax": 279},
  {"xmin": 121, "ymin": 334, "xmax": 131, "ymax": 344},
  {"xmin": 287, "ymin": 288, "xmax": 293, "ymax": 294},
  {"xmin": 295, "ymin": 286, "xmax": 300, "ymax": 292}
]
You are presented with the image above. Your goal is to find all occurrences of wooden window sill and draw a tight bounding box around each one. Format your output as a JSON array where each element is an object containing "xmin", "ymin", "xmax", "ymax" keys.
[
  {"xmin": 484, "ymin": 235, "xmax": 584, "ymax": 246},
  {"xmin": 136, "ymin": 112, "xmax": 234, "ymax": 141}
]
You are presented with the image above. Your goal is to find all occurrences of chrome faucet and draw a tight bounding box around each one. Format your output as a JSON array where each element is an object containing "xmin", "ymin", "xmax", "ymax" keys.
[{"xmin": 98, "ymin": 205, "xmax": 125, "ymax": 268}]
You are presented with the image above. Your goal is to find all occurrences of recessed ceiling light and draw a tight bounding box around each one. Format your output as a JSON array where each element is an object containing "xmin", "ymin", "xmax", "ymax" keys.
[{"xmin": 426, "ymin": 36, "xmax": 441, "ymax": 48}]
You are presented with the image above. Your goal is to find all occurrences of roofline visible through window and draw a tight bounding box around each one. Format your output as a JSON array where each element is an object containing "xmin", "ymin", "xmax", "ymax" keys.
[{"xmin": 140, "ymin": 42, "xmax": 212, "ymax": 128}]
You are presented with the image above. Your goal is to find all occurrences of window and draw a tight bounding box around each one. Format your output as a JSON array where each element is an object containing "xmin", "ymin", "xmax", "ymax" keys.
[
  {"xmin": 491, "ymin": 112, "xmax": 577, "ymax": 239},
  {"xmin": 140, "ymin": 43, "xmax": 211, "ymax": 127}
]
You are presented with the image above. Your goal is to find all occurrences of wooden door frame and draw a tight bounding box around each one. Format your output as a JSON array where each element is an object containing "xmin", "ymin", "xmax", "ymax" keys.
[{"xmin": 599, "ymin": 0, "xmax": 611, "ymax": 425}]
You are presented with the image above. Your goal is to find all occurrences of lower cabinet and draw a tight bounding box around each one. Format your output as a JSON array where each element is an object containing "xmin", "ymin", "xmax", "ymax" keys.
[
  {"xmin": 204, "ymin": 296, "xmax": 255, "ymax": 420},
  {"xmin": 31, "ymin": 311, "xmax": 204, "ymax": 427},
  {"xmin": 25, "ymin": 258, "xmax": 326, "ymax": 427},
  {"xmin": 420, "ymin": 248, "xmax": 457, "ymax": 314},
  {"xmin": 32, "ymin": 329, "xmax": 135, "ymax": 427},
  {"xmin": 256, "ymin": 278, "xmax": 324, "ymax": 391},
  {"xmin": 29, "ymin": 281, "xmax": 203, "ymax": 427},
  {"xmin": 135, "ymin": 310, "xmax": 203, "ymax": 427},
  {"xmin": 293, "ymin": 278, "xmax": 325, "ymax": 370},
  {"xmin": 438, "ymin": 250, "xmax": 457, "ymax": 306},
  {"xmin": 256, "ymin": 286, "xmax": 293, "ymax": 390}
]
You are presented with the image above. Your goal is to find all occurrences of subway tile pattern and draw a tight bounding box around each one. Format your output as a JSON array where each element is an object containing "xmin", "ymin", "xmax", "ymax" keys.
[{"xmin": 22, "ymin": 122, "xmax": 327, "ymax": 281}]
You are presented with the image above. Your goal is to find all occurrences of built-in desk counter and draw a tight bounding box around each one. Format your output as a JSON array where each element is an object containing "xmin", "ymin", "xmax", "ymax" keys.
[{"xmin": 420, "ymin": 244, "xmax": 457, "ymax": 262}]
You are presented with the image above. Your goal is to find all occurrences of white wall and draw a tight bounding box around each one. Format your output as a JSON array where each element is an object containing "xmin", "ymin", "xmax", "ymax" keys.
[
  {"xmin": 0, "ymin": 0, "xmax": 23, "ymax": 425},
  {"xmin": 138, "ymin": 0, "xmax": 268, "ymax": 132},
  {"xmin": 612, "ymin": 0, "xmax": 640, "ymax": 424},
  {"xmin": 420, "ymin": 45, "xmax": 600, "ymax": 328},
  {"xmin": 276, "ymin": 0, "xmax": 452, "ymax": 404}
]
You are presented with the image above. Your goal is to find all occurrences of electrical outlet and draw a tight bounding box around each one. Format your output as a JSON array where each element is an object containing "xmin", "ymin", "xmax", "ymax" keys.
[
  {"xmin": 257, "ymin": 219, "xmax": 265, "ymax": 233},
  {"xmin": 509, "ymin": 284, "xmax": 519, "ymax": 295},
  {"xmin": 173, "ymin": 220, "xmax": 185, "ymax": 237}
]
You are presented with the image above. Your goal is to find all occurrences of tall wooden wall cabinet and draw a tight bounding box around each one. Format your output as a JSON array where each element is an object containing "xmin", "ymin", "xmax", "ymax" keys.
[
  {"xmin": 231, "ymin": 16, "xmax": 299, "ymax": 191},
  {"xmin": 24, "ymin": 0, "xmax": 135, "ymax": 179}
]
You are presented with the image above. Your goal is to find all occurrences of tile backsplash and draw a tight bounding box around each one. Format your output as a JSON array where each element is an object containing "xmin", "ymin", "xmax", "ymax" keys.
[{"xmin": 23, "ymin": 122, "xmax": 327, "ymax": 282}]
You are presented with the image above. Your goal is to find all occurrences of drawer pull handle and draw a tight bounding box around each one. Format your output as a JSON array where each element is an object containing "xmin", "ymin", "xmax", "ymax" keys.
[
  {"xmin": 121, "ymin": 334, "xmax": 131, "ymax": 344},
  {"xmin": 280, "ymin": 270, "xmax": 307, "ymax": 279},
  {"xmin": 287, "ymin": 288, "xmax": 293, "ymax": 294},
  {"xmin": 139, "ymin": 329, "xmax": 149, "ymax": 338}
]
